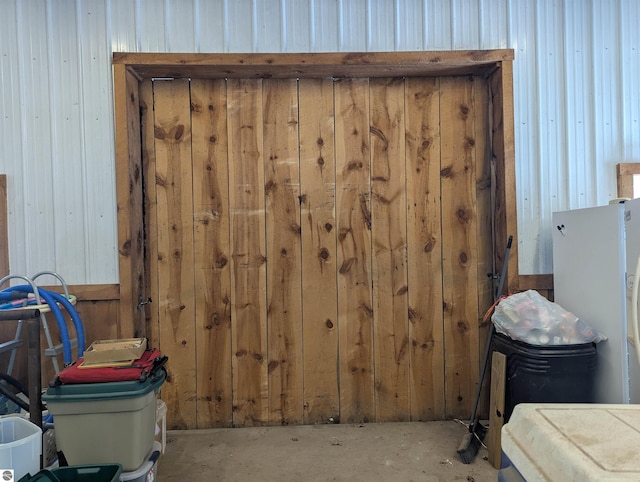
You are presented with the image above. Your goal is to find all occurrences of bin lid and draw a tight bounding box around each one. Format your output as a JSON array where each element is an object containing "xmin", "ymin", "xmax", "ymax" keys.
[
  {"xmin": 42, "ymin": 369, "xmax": 165, "ymax": 403},
  {"xmin": 502, "ymin": 403, "xmax": 640, "ymax": 481}
]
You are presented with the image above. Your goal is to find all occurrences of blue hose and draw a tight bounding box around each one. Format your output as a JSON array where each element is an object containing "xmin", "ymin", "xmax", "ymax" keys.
[
  {"xmin": 47, "ymin": 290, "xmax": 85, "ymax": 357},
  {"xmin": 2, "ymin": 285, "xmax": 73, "ymax": 364},
  {"xmin": 0, "ymin": 291, "xmax": 30, "ymax": 303}
]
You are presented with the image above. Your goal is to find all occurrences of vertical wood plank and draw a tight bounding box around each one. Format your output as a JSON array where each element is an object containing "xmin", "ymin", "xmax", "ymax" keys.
[
  {"xmin": 153, "ymin": 79, "xmax": 197, "ymax": 429},
  {"xmin": 490, "ymin": 63, "xmax": 519, "ymax": 294},
  {"xmin": 440, "ymin": 76, "xmax": 480, "ymax": 419},
  {"xmin": 299, "ymin": 79, "xmax": 339, "ymax": 424},
  {"xmin": 263, "ymin": 79, "xmax": 303, "ymax": 425},
  {"xmin": 405, "ymin": 77, "xmax": 445, "ymax": 420},
  {"xmin": 140, "ymin": 80, "xmax": 159, "ymax": 349},
  {"xmin": 335, "ymin": 78, "xmax": 374, "ymax": 423},
  {"xmin": 474, "ymin": 78, "xmax": 494, "ymax": 418},
  {"xmin": 191, "ymin": 79, "xmax": 233, "ymax": 428},
  {"xmin": 76, "ymin": 299, "xmax": 120, "ymax": 343},
  {"xmin": 370, "ymin": 78, "xmax": 409, "ymax": 421},
  {"xmin": 487, "ymin": 351, "xmax": 507, "ymax": 469},
  {"xmin": 228, "ymin": 79, "xmax": 268, "ymax": 427},
  {"xmin": 114, "ymin": 65, "xmax": 145, "ymax": 339}
]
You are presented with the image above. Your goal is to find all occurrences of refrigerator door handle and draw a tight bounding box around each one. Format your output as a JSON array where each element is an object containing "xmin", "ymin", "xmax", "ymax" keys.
[{"xmin": 632, "ymin": 255, "xmax": 640, "ymax": 365}]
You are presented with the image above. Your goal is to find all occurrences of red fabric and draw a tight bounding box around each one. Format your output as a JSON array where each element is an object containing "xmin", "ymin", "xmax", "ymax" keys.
[{"xmin": 57, "ymin": 348, "xmax": 165, "ymax": 384}]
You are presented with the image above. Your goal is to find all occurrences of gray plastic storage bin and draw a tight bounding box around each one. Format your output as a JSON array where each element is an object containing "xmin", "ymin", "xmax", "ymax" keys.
[{"xmin": 43, "ymin": 370, "xmax": 165, "ymax": 472}]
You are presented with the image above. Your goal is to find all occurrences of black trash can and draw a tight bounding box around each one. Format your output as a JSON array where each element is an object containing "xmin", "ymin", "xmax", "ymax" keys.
[{"xmin": 492, "ymin": 332, "xmax": 597, "ymax": 423}]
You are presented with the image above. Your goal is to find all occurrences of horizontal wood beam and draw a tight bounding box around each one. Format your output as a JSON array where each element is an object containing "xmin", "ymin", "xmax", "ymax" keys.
[
  {"xmin": 38, "ymin": 284, "xmax": 120, "ymax": 301},
  {"xmin": 517, "ymin": 274, "xmax": 553, "ymax": 291},
  {"xmin": 113, "ymin": 50, "xmax": 514, "ymax": 80}
]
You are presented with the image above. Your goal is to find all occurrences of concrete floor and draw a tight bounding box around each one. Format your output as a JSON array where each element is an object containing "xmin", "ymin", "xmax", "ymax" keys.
[{"xmin": 156, "ymin": 421, "xmax": 498, "ymax": 481}]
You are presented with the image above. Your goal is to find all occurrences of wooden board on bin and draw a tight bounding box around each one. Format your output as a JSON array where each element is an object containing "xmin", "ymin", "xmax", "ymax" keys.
[{"xmin": 83, "ymin": 338, "xmax": 147, "ymax": 364}]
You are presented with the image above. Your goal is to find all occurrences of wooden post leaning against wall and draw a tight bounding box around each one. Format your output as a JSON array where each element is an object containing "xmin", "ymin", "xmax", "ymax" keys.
[{"xmin": 113, "ymin": 64, "xmax": 146, "ymax": 338}]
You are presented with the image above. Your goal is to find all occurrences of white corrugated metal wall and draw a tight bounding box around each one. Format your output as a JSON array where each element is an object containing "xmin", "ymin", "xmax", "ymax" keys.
[{"xmin": 0, "ymin": 0, "xmax": 638, "ymax": 282}]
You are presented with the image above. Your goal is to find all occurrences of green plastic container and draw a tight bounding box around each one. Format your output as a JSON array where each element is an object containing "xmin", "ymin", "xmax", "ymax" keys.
[
  {"xmin": 42, "ymin": 370, "xmax": 165, "ymax": 472},
  {"xmin": 18, "ymin": 464, "xmax": 123, "ymax": 482}
]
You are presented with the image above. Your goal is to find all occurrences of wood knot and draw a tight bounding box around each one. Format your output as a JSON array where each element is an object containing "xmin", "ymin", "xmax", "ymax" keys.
[
  {"xmin": 154, "ymin": 126, "xmax": 165, "ymax": 140},
  {"xmin": 325, "ymin": 319, "xmax": 334, "ymax": 329},
  {"xmin": 174, "ymin": 124, "xmax": 185, "ymax": 140},
  {"xmin": 317, "ymin": 137, "xmax": 324, "ymax": 147},
  {"xmin": 216, "ymin": 255, "xmax": 228, "ymax": 268},
  {"xmin": 211, "ymin": 314, "xmax": 220, "ymax": 326},
  {"xmin": 119, "ymin": 239, "xmax": 131, "ymax": 256},
  {"xmin": 209, "ymin": 135, "xmax": 217, "ymax": 143},
  {"xmin": 459, "ymin": 251, "xmax": 468, "ymax": 264},
  {"xmin": 339, "ymin": 258, "xmax": 355, "ymax": 274},
  {"xmin": 208, "ymin": 104, "xmax": 214, "ymax": 111},
  {"xmin": 423, "ymin": 237, "xmax": 436, "ymax": 253},
  {"xmin": 456, "ymin": 208, "xmax": 470, "ymax": 224},
  {"xmin": 325, "ymin": 223, "xmax": 333, "ymax": 232},
  {"xmin": 318, "ymin": 248, "xmax": 330, "ymax": 260},
  {"xmin": 440, "ymin": 166, "xmax": 452, "ymax": 178},
  {"xmin": 317, "ymin": 157, "xmax": 325, "ymax": 166},
  {"xmin": 268, "ymin": 360, "xmax": 279, "ymax": 373},
  {"xmin": 265, "ymin": 179, "xmax": 276, "ymax": 193},
  {"xmin": 457, "ymin": 320, "xmax": 468, "ymax": 333}
]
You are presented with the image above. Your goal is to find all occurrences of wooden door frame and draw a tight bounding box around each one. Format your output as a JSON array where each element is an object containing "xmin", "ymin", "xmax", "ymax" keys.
[{"xmin": 112, "ymin": 50, "xmax": 518, "ymax": 336}]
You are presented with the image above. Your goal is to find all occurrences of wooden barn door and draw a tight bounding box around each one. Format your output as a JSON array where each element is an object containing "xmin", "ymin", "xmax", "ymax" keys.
[{"xmin": 141, "ymin": 75, "xmax": 492, "ymax": 429}]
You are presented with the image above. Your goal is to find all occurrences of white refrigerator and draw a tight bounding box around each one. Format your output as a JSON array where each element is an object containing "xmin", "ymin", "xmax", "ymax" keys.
[{"xmin": 552, "ymin": 199, "xmax": 640, "ymax": 404}]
